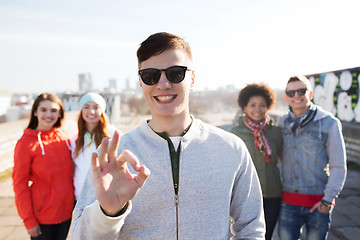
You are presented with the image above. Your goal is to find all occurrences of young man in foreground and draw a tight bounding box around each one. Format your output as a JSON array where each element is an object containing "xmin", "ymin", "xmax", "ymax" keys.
[
  {"xmin": 278, "ymin": 75, "xmax": 347, "ymax": 239},
  {"xmin": 71, "ymin": 32, "xmax": 265, "ymax": 239}
]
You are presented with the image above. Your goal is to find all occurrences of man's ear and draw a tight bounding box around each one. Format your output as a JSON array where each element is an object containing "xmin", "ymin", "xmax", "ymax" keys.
[
  {"xmin": 309, "ymin": 90, "xmax": 314, "ymax": 100},
  {"xmin": 138, "ymin": 76, "xmax": 143, "ymax": 87},
  {"xmin": 190, "ymin": 71, "xmax": 195, "ymax": 91}
]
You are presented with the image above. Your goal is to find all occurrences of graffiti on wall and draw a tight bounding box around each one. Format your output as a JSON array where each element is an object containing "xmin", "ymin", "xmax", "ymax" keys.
[{"xmin": 306, "ymin": 67, "xmax": 360, "ymax": 123}]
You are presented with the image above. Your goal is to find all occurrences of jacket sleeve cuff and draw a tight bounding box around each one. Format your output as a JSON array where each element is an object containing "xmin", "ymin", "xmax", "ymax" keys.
[
  {"xmin": 322, "ymin": 196, "xmax": 335, "ymax": 205},
  {"xmin": 87, "ymin": 200, "xmax": 132, "ymax": 233},
  {"xmin": 24, "ymin": 217, "xmax": 39, "ymax": 230}
]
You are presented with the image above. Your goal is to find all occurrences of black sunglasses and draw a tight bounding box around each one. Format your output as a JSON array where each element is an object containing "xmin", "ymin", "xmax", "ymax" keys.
[
  {"xmin": 138, "ymin": 66, "xmax": 192, "ymax": 85},
  {"xmin": 285, "ymin": 88, "xmax": 307, "ymax": 97}
]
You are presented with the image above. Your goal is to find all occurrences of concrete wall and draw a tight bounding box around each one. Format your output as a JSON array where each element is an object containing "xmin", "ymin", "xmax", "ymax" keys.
[{"xmin": 342, "ymin": 121, "xmax": 360, "ymax": 165}]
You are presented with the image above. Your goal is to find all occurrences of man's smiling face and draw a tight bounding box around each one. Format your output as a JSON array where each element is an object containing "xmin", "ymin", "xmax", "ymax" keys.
[
  {"xmin": 138, "ymin": 48, "xmax": 194, "ymax": 120},
  {"xmin": 285, "ymin": 81, "xmax": 313, "ymax": 115}
]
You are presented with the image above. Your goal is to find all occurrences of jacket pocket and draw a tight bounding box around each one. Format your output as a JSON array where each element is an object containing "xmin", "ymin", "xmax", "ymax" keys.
[
  {"xmin": 31, "ymin": 184, "xmax": 48, "ymax": 215},
  {"xmin": 303, "ymin": 130, "xmax": 327, "ymax": 155}
]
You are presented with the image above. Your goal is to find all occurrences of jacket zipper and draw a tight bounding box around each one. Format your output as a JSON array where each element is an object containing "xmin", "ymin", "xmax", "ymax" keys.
[
  {"xmin": 38, "ymin": 200, "xmax": 45, "ymax": 213},
  {"xmin": 175, "ymin": 194, "xmax": 179, "ymax": 240},
  {"xmin": 155, "ymin": 131, "xmax": 183, "ymax": 240}
]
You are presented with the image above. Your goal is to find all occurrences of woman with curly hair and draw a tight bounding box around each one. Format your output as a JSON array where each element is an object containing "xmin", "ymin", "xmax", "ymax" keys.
[
  {"xmin": 70, "ymin": 92, "xmax": 117, "ymax": 201},
  {"xmin": 229, "ymin": 83, "xmax": 283, "ymax": 240}
]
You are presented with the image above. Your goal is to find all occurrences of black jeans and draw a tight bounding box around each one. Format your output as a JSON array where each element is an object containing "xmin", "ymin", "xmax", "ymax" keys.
[
  {"xmin": 264, "ymin": 197, "xmax": 281, "ymax": 240},
  {"xmin": 30, "ymin": 218, "xmax": 71, "ymax": 240}
]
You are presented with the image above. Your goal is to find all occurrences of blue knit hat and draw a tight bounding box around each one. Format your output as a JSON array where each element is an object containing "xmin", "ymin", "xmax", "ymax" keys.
[{"xmin": 79, "ymin": 92, "xmax": 106, "ymax": 111}]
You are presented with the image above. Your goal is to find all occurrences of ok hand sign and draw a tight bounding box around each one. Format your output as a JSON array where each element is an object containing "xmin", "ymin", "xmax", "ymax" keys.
[{"xmin": 91, "ymin": 131, "xmax": 151, "ymax": 216}]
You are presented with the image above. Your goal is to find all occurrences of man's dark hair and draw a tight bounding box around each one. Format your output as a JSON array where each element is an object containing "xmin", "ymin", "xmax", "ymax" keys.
[{"xmin": 137, "ymin": 32, "xmax": 192, "ymax": 66}]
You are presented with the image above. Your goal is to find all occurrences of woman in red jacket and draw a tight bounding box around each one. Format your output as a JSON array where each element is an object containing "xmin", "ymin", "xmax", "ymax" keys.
[{"xmin": 12, "ymin": 93, "xmax": 74, "ymax": 240}]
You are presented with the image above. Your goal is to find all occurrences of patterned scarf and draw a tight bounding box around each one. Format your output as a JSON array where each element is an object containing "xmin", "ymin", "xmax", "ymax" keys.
[
  {"xmin": 286, "ymin": 103, "xmax": 317, "ymax": 135},
  {"xmin": 243, "ymin": 114, "xmax": 272, "ymax": 163}
]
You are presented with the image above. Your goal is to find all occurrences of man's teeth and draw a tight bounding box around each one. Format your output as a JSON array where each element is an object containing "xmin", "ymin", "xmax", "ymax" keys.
[{"xmin": 157, "ymin": 96, "xmax": 173, "ymax": 101}]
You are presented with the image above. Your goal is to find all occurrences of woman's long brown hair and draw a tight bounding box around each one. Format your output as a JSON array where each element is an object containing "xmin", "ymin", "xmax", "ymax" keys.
[
  {"xmin": 73, "ymin": 111, "xmax": 110, "ymax": 159},
  {"xmin": 27, "ymin": 93, "xmax": 65, "ymax": 129}
]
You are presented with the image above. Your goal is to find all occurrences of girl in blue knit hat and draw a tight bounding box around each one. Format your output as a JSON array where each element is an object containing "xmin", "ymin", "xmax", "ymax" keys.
[{"xmin": 70, "ymin": 92, "xmax": 117, "ymax": 201}]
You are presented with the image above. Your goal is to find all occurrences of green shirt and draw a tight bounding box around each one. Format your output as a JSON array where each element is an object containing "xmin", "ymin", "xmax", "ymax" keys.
[{"xmin": 156, "ymin": 131, "xmax": 187, "ymax": 195}]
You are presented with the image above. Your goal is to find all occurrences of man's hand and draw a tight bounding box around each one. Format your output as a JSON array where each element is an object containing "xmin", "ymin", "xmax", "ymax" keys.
[
  {"xmin": 27, "ymin": 225, "xmax": 41, "ymax": 237},
  {"xmin": 91, "ymin": 130, "xmax": 150, "ymax": 216},
  {"xmin": 310, "ymin": 201, "xmax": 331, "ymax": 214}
]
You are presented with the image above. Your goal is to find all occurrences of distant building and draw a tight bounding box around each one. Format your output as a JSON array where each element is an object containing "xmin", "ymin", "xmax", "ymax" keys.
[
  {"xmin": 0, "ymin": 92, "xmax": 11, "ymax": 116},
  {"xmin": 0, "ymin": 93, "xmax": 33, "ymax": 123},
  {"xmin": 78, "ymin": 73, "xmax": 93, "ymax": 92},
  {"xmin": 109, "ymin": 79, "xmax": 117, "ymax": 90},
  {"xmin": 0, "ymin": 92, "xmax": 12, "ymax": 122},
  {"xmin": 104, "ymin": 79, "xmax": 118, "ymax": 93},
  {"xmin": 125, "ymin": 78, "xmax": 130, "ymax": 90}
]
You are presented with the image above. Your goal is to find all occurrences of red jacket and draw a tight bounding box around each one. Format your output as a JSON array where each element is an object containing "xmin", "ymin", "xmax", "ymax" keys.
[{"xmin": 12, "ymin": 128, "xmax": 74, "ymax": 229}]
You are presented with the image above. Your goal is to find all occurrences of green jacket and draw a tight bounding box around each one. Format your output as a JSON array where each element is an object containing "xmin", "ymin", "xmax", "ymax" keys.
[{"xmin": 229, "ymin": 116, "xmax": 283, "ymax": 198}]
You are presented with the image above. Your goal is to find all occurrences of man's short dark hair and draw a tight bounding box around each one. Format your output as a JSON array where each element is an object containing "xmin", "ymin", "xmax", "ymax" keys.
[{"xmin": 137, "ymin": 32, "xmax": 192, "ymax": 67}]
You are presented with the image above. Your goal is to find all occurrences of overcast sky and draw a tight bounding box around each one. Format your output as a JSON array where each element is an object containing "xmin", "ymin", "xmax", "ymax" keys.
[{"xmin": 1, "ymin": 0, "xmax": 359, "ymax": 94}]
